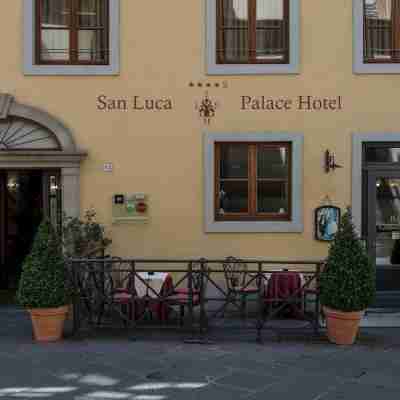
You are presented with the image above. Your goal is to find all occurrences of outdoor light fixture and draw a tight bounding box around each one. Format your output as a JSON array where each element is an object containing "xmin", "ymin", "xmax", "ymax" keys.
[
  {"xmin": 325, "ymin": 150, "xmax": 343, "ymax": 173},
  {"xmin": 7, "ymin": 178, "xmax": 19, "ymax": 191}
]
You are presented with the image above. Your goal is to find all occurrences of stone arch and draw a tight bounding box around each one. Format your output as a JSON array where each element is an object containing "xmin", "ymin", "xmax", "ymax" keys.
[
  {"xmin": 0, "ymin": 94, "xmax": 87, "ymax": 217},
  {"xmin": 0, "ymin": 94, "xmax": 77, "ymax": 151}
]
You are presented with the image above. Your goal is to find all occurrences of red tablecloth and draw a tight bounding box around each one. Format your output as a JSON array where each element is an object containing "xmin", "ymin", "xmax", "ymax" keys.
[
  {"xmin": 146, "ymin": 273, "xmax": 173, "ymax": 321},
  {"xmin": 265, "ymin": 271, "xmax": 303, "ymax": 317},
  {"xmin": 113, "ymin": 273, "xmax": 174, "ymax": 321}
]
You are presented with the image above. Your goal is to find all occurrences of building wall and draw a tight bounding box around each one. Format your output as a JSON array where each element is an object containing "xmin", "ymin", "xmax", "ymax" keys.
[{"xmin": 0, "ymin": 0, "xmax": 398, "ymax": 259}]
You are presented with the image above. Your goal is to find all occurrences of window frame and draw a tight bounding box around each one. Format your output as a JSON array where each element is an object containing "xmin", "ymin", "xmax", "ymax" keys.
[
  {"xmin": 354, "ymin": 0, "xmax": 400, "ymax": 73},
  {"xmin": 363, "ymin": 0, "xmax": 400, "ymax": 64},
  {"xmin": 35, "ymin": 0, "xmax": 110, "ymax": 66},
  {"xmin": 204, "ymin": 132, "xmax": 304, "ymax": 233},
  {"xmin": 24, "ymin": 0, "xmax": 120, "ymax": 75},
  {"xmin": 216, "ymin": 0, "xmax": 290, "ymax": 65},
  {"xmin": 206, "ymin": 0, "xmax": 300, "ymax": 75},
  {"xmin": 214, "ymin": 142, "xmax": 292, "ymax": 221}
]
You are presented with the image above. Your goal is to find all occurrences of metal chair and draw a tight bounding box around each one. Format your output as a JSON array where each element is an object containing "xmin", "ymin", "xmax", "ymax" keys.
[
  {"xmin": 167, "ymin": 260, "xmax": 209, "ymax": 326},
  {"xmin": 96, "ymin": 257, "xmax": 139, "ymax": 327},
  {"xmin": 222, "ymin": 256, "xmax": 258, "ymax": 319}
]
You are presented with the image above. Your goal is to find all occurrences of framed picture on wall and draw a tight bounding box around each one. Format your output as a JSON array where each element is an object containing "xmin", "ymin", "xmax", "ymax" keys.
[{"xmin": 315, "ymin": 206, "xmax": 341, "ymax": 242}]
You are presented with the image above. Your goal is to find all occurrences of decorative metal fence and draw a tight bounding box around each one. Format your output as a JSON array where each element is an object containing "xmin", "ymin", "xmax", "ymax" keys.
[{"xmin": 67, "ymin": 257, "xmax": 324, "ymax": 343}]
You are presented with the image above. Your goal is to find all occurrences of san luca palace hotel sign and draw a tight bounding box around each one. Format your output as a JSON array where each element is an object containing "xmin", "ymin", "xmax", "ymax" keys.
[
  {"xmin": 96, "ymin": 94, "xmax": 344, "ymax": 114},
  {"xmin": 240, "ymin": 95, "xmax": 343, "ymax": 112}
]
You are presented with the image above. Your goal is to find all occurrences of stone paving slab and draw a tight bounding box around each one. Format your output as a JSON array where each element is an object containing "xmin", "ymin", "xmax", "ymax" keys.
[
  {"xmin": 246, "ymin": 373, "xmax": 347, "ymax": 400},
  {"xmin": 322, "ymin": 382, "xmax": 400, "ymax": 400},
  {"xmin": 2, "ymin": 307, "xmax": 400, "ymax": 399},
  {"xmin": 213, "ymin": 370, "xmax": 281, "ymax": 391}
]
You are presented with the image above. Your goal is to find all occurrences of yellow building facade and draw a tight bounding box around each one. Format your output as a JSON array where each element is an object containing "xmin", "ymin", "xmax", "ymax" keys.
[{"xmin": 1, "ymin": 1, "xmax": 400, "ymax": 307}]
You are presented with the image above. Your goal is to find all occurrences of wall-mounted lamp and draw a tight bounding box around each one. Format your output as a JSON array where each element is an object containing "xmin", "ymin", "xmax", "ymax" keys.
[{"xmin": 325, "ymin": 150, "xmax": 343, "ymax": 173}]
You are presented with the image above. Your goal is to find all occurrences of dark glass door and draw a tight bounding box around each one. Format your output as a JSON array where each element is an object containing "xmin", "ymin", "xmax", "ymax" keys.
[
  {"xmin": 0, "ymin": 170, "xmax": 61, "ymax": 291},
  {"xmin": 366, "ymin": 171, "xmax": 400, "ymax": 309}
]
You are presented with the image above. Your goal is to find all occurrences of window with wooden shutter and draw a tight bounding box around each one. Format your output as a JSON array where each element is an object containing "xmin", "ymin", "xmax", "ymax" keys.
[
  {"xmin": 216, "ymin": 0, "xmax": 290, "ymax": 64},
  {"xmin": 215, "ymin": 142, "xmax": 292, "ymax": 221},
  {"xmin": 364, "ymin": 0, "xmax": 400, "ymax": 63},
  {"xmin": 36, "ymin": 0, "xmax": 109, "ymax": 65}
]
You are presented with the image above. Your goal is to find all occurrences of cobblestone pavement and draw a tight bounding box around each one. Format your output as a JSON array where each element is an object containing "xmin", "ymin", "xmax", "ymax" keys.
[{"xmin": 1, "ymin": 306, "xmax": 400, "ymax": 399}]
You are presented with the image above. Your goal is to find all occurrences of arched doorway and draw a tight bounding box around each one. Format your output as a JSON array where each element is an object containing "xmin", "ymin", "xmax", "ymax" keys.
[{"xmin": 0, "ymin": 94, "xmax": 86, "ymax": 297}]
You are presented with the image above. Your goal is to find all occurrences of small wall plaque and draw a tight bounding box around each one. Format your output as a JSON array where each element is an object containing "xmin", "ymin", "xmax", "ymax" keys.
[
  {"xmin": 114, "ymin": 194, "xmax": 124, "ymax": 205},
  {"xmin": 315, "ymin": 206, "xmax": 341, "ymax": 242},
  {"xmin": 103, "ymin": 163, "xmax": 113, "ymax": 172},
  {"xmin": 112, "ymin": 193, "xmax": 149, "ymax": 224}
]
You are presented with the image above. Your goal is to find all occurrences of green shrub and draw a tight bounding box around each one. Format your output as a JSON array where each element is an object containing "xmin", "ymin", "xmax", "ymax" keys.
[
  {"xmin": 320, "ymin": 208, "xmax": 375, "ymax": 312},
  {"xmin": 17, "ymin": 220, "xmax": 70, "ymax": 308},
  {"xmin": 62, "ymin": 209, "xmax": 111, "ymax": 258}
]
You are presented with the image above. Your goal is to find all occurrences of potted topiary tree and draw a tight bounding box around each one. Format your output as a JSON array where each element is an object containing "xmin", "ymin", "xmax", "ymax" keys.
[
  {"xmin": 320, "ymin": 207, "xmax": 375, "ymax": 345},
  {"xmin": 17, "ymin": 219, "xmax": 70, "ymax": 342}
]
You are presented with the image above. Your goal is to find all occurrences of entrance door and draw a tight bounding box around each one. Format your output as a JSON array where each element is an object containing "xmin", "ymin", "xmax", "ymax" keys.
[
  {"xmin": 0, "ymin": 170, "xmax": 61, "ymax": 291},
  {"xmin": 366, "ymin": 170, "xmax": 400, "ymax": 309}
]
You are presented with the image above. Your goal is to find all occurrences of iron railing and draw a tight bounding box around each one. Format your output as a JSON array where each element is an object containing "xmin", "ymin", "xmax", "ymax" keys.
[{"xmin": 67, "ymin": 257, "xmax": 325, "ymax": 343}]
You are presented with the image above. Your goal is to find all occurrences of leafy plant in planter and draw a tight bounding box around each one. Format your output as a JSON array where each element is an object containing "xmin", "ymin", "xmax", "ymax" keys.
[
  {"xmin": 62, "ymin": 208, "xmax": 111, "ymax": 258},
  {"xmin": 320, "ymin": 207, "xmax": 375, "ymax": 345},
  {"xmin": 17, "ymin": 219, "xmax": 70, "ymax": 342}
]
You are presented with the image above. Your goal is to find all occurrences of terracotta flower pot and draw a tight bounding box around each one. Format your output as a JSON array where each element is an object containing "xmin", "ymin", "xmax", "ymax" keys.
[
  {"xmin": 323, "ymin": 306, "xmax": 364, "ymax": 345},
  {"xmin": 28, "ymin": 305, "xmax": 69, "ymax": 342}
]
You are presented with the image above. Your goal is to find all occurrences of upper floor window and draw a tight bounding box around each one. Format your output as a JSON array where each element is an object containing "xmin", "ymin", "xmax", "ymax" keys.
[
  {"xmin": 364, "ymin": 0, "xmax": 400, "ymax": 63},
  {"xmin": 206, "ymin": 0, "xmax": 300, "ymax": 75},
  {"xmin": 24, "ymin": 0, "xmax": 119, "ymax": 75},
  {"xmin": 36, "ymin": 0, "xmax": 109, "ymax": 65},
  {"xmin": 217, "ymin": 0, "xmax": 290, "ymax": 65},
  {"xmin": 354, "ymin": 0, "xmax": 400, "ymax": 73}
]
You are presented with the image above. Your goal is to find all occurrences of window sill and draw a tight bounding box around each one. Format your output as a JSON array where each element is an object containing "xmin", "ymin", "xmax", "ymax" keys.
[
  {"xmin": 205, "ymin": 220, "xmax": 303, "ymax": 233},
  {"xmin": 206, "ymin": 63, "xmax": 299, "ymax": 76},
  {"xmin": 23, "ymin": 64, "xmax": 119, "ymax": 76},
  {"xmin": 353, "ymin": 61, "xmax": 400, "ymax": 75}
]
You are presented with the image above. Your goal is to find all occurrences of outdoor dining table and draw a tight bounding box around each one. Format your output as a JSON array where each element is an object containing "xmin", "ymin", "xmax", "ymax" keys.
[
  {"xmin": 135, "ymin": 272, "xmax": 173, "ymax": 321},
  {"xmin": 264, "ymin": 271, "xmax": 304, "ymax": 318},
  {"xmin": 136, "ymin": 272, "xmax": 170, "ymax": 298}
]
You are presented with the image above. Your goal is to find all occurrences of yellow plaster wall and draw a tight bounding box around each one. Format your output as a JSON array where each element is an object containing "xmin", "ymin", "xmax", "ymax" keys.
[{"xmin": 0, "ymin": 1, "xmax": 399, "ymax": 259}]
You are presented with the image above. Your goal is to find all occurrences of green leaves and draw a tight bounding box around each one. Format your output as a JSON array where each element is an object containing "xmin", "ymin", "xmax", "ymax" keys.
[
  {"xmin": 62, "ymin": 209, "xmax": 111, "ymax": 258},
  {"xmin": 17, "ymin": 220, "xmax": 71, "ymax": 308},
  {"xmin": 17, "ymin": 209, "xmax": 111, "ymax": 308},
  {"xmin": 320, "ymin": 207, "xmax": 376, "ymax": 312}
]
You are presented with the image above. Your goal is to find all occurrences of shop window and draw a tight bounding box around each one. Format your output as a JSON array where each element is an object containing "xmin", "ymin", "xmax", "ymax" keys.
[
  {"xmin": 354, "ymin": 0, "xmax": 400, "ymax": 73},
  {"xmin": 24, "ymin": 0, "xmax": 120, "ymax": 75},
  {"xmin": 206, "ymin": 0, "xmax": 300, "ymax": 75},
  {"xmin": 215, "ymin": 142, "xmax": 291, "ymax": 221},
  {"xmin": 204, "ymin": 133, "xmax": 303, "ymax": 233}
]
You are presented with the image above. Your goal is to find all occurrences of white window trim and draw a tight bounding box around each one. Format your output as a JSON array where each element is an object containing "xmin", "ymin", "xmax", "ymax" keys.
[
  {"xmin": 204, "ymin": 132, "xmax": 304, "ymax": 233},
  {"xmin": 23, "ymin": 0, "xmax": 120, "ymax": 76},
  {"xmin": 205, "ymin": 0, "xmax": 300, "ymax": 75},
  {"xmin": 353, "ymin": 0, "xmax": 400, "ymax": 74}
]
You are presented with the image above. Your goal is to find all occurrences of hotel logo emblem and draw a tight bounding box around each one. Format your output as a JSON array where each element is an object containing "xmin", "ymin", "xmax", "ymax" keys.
[{"xmin": 196, "ymin": 92, "xmax": 218, "ymax": 125}]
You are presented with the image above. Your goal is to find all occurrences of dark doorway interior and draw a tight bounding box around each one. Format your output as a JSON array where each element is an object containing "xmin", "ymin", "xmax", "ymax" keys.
[
  {"xmin": 0, "ymin": 170, "xmax": 61, "ymax": 302},
  {"xmin": 363, "ymin": 143, "xmax": 400, "ymax": 310}
]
